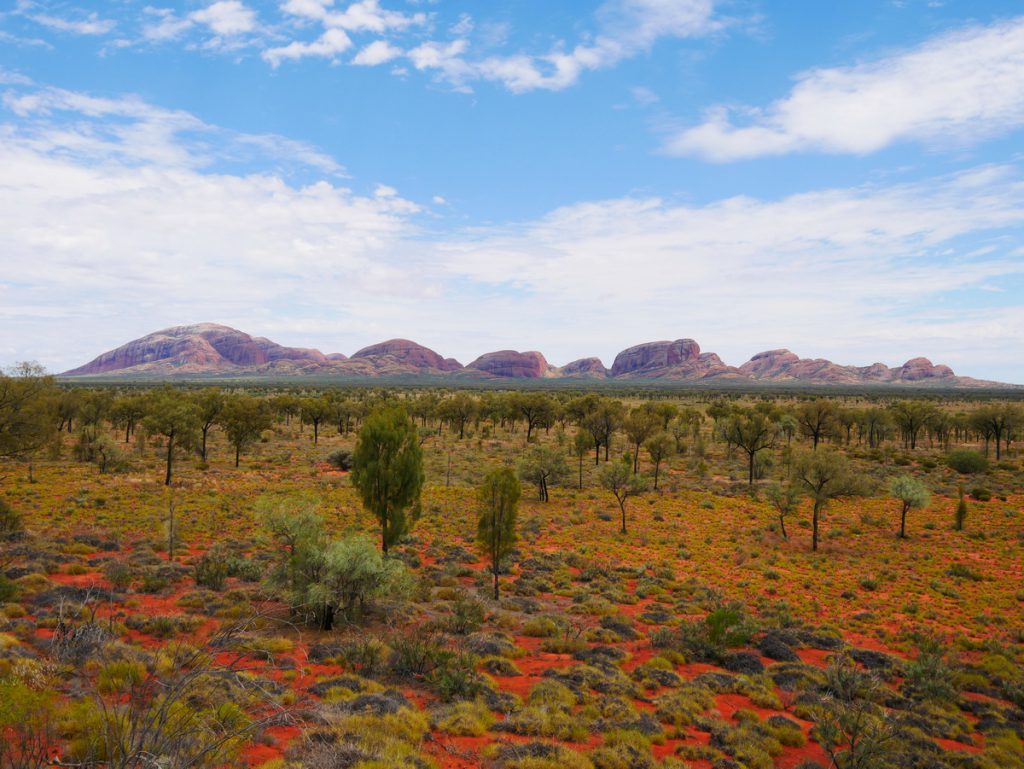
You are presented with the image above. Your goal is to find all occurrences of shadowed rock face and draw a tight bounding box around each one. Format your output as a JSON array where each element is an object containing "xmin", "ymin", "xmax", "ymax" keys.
[
  {"xmin": 611, "ymin": 339, "xmax": 701, "ymax": 376},
  {"xmin": 738, "ymin": 350, "xmax": 958, "ymax": 384},
  {"xmin": 892, "ymin": 357, "xmax": 954, "ymax": 382},
  {"xmin": 559, "ymin": 357, "xmax": 608, "ymax": 377},
  {"xmin": 466, "ymin": 350, "xmax": 551, "ymax": 378},
  {"xmin": 64, "ymin": 323, "xmax": 327, "ymax": 375},
  {"xmin": 610, "ymin": 339, "xmax": 738, "ymax": 379},
  {"xmin": 351, "ymin": 339, "xmax": 462, "ymax": 371}
]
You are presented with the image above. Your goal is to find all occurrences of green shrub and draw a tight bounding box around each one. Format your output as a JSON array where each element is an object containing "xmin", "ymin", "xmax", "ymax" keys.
[
  {"xmin": 432, "ymin": 700, "xmax": 495, "ymax": 736},
  {"xmin": 0, "ymin": 498, "xmax": 23, "ymax": 540},
  {"xmin": 947, "ymin": 449, "xmax": 988, "ymax": 474},
  {"xmin": 194, "ymin": 552, "xmax": 228, "ymax": 591},
  {"xmin": 97, "ymin": 660, "xmax": 147, "ymax": 694},
  {"xmin": 326, "ymin": 449, "xmax": 353, "ymax": 470},
  {"xmin": 971, "ymin": 486, "xmax": 992, "ymax": 502}
]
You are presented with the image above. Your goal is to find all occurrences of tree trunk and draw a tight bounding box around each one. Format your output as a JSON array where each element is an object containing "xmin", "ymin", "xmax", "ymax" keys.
[
  {"xmin": 313, "ymin": 421, "xmax": 319, "ymax": 445},
  {"xmin": 493, "ymin": 567, "xmax": 499, "ymax": 601},
  {"xmin": 578, "ymin": 455, "xmax": 583, "ymax": 489},
  {"xmin": 812, "ymin": 503, "xmax": 820, "ymax": 551},
  {"xmin": 779, "ymin": 514, "xmax": 787, "ymax": 540},
  {"xmin": 653, "ymin": 461, "xmax": 660, "ymax": 490},
  {"xmin": 202, "ymin": 425, "xmax": 210, "ymax": 461},
  {"xmin": 235, "ymin": 445, "xmax": 240, "ymax": 467},
  {"xmin": 165, "ymin": 434, "xmax": 174, "ymax": 486},
  {"xmin": 899, "ymin": 503, "xmax": 908, "ymax": 538},
  {"xmin": 748, "ymin": 451, "xmax": 755, "ymax": 487},
  {"xmin": 620, "ymin": 500, "xmax": 627, "ymax": 534}
]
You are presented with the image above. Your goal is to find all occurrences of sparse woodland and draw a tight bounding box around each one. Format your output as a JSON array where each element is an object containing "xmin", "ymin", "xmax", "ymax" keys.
[{"xmin": 1, "ymin": 367, "xmax": 1023, "ymax": 769}]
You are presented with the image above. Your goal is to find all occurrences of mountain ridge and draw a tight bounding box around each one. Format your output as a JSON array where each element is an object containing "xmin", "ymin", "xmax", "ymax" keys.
[{"xmin": 61, "ymin": 323, "xmax": 1011, "ymax": 387}]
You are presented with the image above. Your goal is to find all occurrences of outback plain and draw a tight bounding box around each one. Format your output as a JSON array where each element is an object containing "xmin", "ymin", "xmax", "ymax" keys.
[{"xmin": 1, "ymin": 374, "xmax": 1022, "ymax": 769}]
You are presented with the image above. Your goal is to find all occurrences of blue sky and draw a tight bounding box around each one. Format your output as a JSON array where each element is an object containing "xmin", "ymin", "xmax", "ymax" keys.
[{"xmin": 1, "ymin": 0, "xmax": 1023, "ymax": 381}]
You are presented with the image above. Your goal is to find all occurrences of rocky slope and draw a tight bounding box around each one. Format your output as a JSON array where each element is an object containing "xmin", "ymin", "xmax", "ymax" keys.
[
  {"xmin": 738, "ymin": 349, "xmax": 958, "ymax": 385},
  {"xmin": 464, "ymin": 350, "xmax": 553, "ymax": 379},
  {"xmin": 62, "ymin": 323, "xmax": 1006, "ymax": 386}
]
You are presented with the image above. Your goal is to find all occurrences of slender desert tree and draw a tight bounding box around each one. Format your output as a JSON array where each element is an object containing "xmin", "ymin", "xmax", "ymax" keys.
[
  {"xmin": 351, "ymin": 405, "xmax": 424, "ymax": 554},
  {"xmin": 477, "ymin": 467, "xmax": 521, "ymax": 600}
]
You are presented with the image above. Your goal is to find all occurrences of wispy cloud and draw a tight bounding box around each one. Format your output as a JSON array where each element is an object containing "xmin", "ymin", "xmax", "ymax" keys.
[
  {"xmin": 667, "ymin": 16, "xmax": 1024, "ymax": 160},
  {"xmin": 403, "ymin": 0, "xmax": 723, "ymax": 93},
  {"xmin": 19, "ymin": 1, "xmax": 116, "ymax": 36}
]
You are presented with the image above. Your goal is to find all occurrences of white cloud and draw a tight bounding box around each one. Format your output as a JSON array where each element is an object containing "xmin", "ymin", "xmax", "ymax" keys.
[
  {"xmin": 668, "ymin": 16, "xmax": 1024, "ymax": 160},
  {"xmin": 1, "ymin": 81, "xmax": 1023, "ymax": 381},
  {"xmin": 264, "ymin": 27, "xmax": 353, "ymax": 66},
  {"xmin": 190, "ymin": 1, "xmax": 257, "ymax": 37},
  {"xmin": 24, "ymin": 8, "xmax": 116, "ymax": 36},
  {"xmin": 269, "ymin": 0, "xmax": 425, "ymax": 65},
  {"xmin": 260, "ymin": 0, "xmax": 720, "ymax": 89},
  {"xmin": 410, "ymin": 0, "xmax": 719, "ymax": 93},
  {"xmin": 352, "ymin": 39, "xmax": 402, "ymax": 66}
]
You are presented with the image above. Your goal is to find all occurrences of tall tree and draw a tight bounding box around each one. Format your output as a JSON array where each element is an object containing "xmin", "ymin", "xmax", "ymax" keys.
[
  {"xmin": 513, "ymin": 392, "xmax": 556, "ymax": 443},
  {"xmin": 890, "ymin": 476, "xmax": 930, "ymax": 539},
  {"xmin": 438, "ymin": 392, "xmax": 478, "ymax": 440},
  {"xmin": 644, "ymin": 431, "xmax": 675, "ymax": 490},
  {"xmin": 300, "ymin": 397, "xmax": 331, "ymax": 445},
  {"xmin": 765, "ymin": 482, "xmax": 800, "ymax": 540},
  {"xmin": 0, "ymin": 363, "xmax": 57, "ymax": 484},
  {"xmin": 518, "ymin": 445, "xmax": 568, "ymax": 502},
  {"xmin": 582, "ymin": 398, "xmax": 624, "ymax": 464},
  {"xmin": 624, "ymin": 407, "xmax": 660, "ymax": 473},
  {"xmin": 890, "ymin": 401, "xmax": 937, "ymax": 450},
  {"xmin": 599, "ymin": 456, "xmax": 647, "ymax": 534},
  {"xmin": 351, "ymin": 405, "xmax": 424, "ymax": 554},
  {"xmin": 193, "ymin": 388, "xmax": 225, "ymax": 461},
  {"xmin": 571, "ymin": 429, "xmax": 591, "ymax": 489},
  {"xmin": 720, "ymin": 409, "xmax": 778, "ymax": 487},
  {"xmin": 792, "ymin": 449, "xmax": 863, "ymax": 551},
  {"xmin": 477, "ymin": 467, "xmax": 521, "ymax": 600},
  {"xmin": 142, "ymin": 389, "xmax": 200, "ymax": 486},
  {"xmin": 970, "ymin": 405, "xmax": 1019, "ymax": 461},
  {"xmin": 796, "ymin": 399, "xmax": 837, "ymax": 450},
  {"xmin": 220, "ymin": 395, "xmax": 272, "ymax": 467},
  {"xmin": 111, "ymin": 394, "xmax": 148, "ymax": 444}
]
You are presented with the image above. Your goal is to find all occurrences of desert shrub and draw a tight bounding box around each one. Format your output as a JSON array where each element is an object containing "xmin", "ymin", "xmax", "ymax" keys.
[
  {"xmin": 947, "ymin": 563, "xmax": 984, "ymax": 581},
  {"xmin": 0, "ymin": 680, "xmax": 57, "ymax": 769},
  {"xmin": 493, "ymin": 742, "xmax": 595, "ymax": 769},
  {"xmin": 103, "ymin": 560, "xmax": 133, "ymax": 589},
  {"xmin": 0, "ymin": 574, "xmax": 17, "ymax": 603},
  {"xmin": 300, "ymin": 706, "xmax": 430, "ymax": 769},
  {"xmin": 971, "ymin": 486, "xmax": 992, "ymax": 502},
  {"xmin": 97, "ymin": 660, "xmax": 147, "ymax": 694},
  {"xmin": 389, "ymin": 629, "xmax": 445, "ymax": 678},
  {"xmin": 0, "ymin": 498, "xmax": 24, "ymax": 540},
  {"xmin": 589, "ymin": 729, "xmax": 655, "ymax": 769},
  {"xmin": 903, "ymin": 639, "xmax": 956, "ymax": 703},
  {"xmin": 140, "ymin": 572, "xmax": 170, "ymax": 593},
  {"xmin": 676, "ymin": 603, "xmax": 754, "ymax": 662},
  {"xmin": 194, "ymin": 552, "xmax": 228, "ymax": 591},
  {"xmin": 444, "ymin": 595, "xmax": 486, "ymax": 635},
  {"xmin": 427, "ymin": 650, "xmax": 487, "ymax": 702},
  {"xmin": 947, "ymin": 449, "xmax": 988, "ymax": 474},
  {"xmin": 432, "ymin": 699, "xmax": 495, "ymax": 735},
  {"xmin": 224, "ymin": 556, "xmax": 262, "ymax": 582},
  {"xmin": 655, "ymin": 684, "xmax": 712, "ymax": 729},
  {"xmin": 522, "ymin": 615, "xmax": 561, "ymax": 637},
  {"xmin": 325, "ymin": 448, "xmax": 353, "ymax": 470},
  {"xmin": 263, "ymin": 499, "xmax": 410, "ymax": 630}
]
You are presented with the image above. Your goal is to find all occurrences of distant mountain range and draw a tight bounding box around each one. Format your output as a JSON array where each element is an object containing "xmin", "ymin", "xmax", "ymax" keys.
[{"xmin": 61, "ymin": 323, "xmax": 1006, "ymax": 387}]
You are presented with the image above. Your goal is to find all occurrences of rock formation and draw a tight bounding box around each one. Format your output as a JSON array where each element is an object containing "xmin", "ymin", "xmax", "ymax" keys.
[{"xmin": 61, "ymin": 323, "xmax": 1004, "ymax": 386}]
